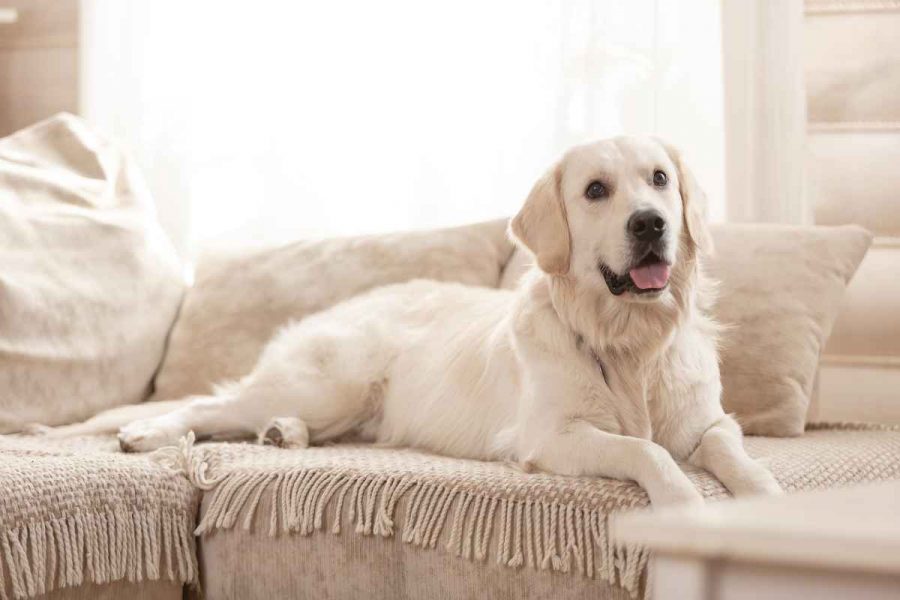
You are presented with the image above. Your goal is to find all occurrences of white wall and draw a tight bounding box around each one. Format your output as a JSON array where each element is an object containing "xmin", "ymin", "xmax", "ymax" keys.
[{"xmin": 81, "ymin": 0, "xmax": 725, "ymax": 257}]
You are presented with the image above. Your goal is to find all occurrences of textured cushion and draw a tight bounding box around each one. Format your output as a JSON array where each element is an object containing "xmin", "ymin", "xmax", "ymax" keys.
[
  {"xmin": 0, "ymin": 114, "xmax": 184, "ymax": 431},
  {"xmin": 187, "ymin": 424, "xmax": 900, "ymax": 600},
  {"xmin": 501, "ymin": 223, "xmax": 872, "ymax": 436},
  {"xmin": 152, "ymin": 220, "xmax": 514, "ymax": 400},
  {"xmin": 710, "ymin": 224, "xmax": 871, "ymax": 435}
]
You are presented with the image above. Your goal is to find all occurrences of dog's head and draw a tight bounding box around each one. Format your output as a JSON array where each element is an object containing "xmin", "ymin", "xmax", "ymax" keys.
[{"xmin": 510, "ymin": 136, "xmax": 711, "ymax": 303}]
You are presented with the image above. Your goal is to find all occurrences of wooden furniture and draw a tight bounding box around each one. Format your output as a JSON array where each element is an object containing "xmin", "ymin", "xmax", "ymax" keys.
[
  {"xmin": 0, "ymin": 0, "xmax": 78, "ymax": 137},
  {"xmin": 804, "ymin": 0, "xmax": 900, "ymax": 426},
  {"xmin": 612, "ymin": 481, "xmax": 900, "ymax": 599}
]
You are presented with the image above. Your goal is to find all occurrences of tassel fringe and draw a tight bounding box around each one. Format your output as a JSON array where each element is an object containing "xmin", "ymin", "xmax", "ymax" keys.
[
  {"xmin": 189, "ymin": 455, "xmax": 647, "ymax": 598},
  {"xmin": 0, "ymin": 509, "xmax": 197, "ymax": 600}
]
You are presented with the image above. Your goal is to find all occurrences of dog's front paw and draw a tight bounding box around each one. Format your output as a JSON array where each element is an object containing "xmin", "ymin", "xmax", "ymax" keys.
[
  {"xmin": 646, "ymin": 479, "xmax": 705, "ymax": 509},
  {"xmin": 118, "ymin": 418, "xmax": 186, "ymax": 453},
  {"xmin": 728, "ymin": 461, "xmax": 784, "ymax": 497},
  {"xmin": 756, "ymin": 459, "xmax": 784, "ymax": 495},
  {"xmin": 741, "ymin": 468, "xmax": 784, "ymax": 496},
  {"xmin": 259, "ymin": 417, "xmax": 309, "ymax": 449}
]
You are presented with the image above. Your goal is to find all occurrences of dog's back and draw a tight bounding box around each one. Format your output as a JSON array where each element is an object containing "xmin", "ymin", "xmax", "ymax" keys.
[{"xmin": 249, "ymin": 279, "xmax": 522, "ymax": 458}]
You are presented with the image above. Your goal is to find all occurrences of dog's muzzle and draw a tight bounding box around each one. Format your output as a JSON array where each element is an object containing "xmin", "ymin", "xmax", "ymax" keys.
[{"xmin": 599, "ymin": 249, "xmax": 671, "ymax": 296}]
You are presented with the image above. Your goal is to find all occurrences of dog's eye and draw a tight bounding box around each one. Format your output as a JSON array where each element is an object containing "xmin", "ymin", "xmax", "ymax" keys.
[
  {"xmin": 585, "ymin": 181, "xmax": 608, "ymax": 200},
  {"xmin": 653, "ymin": 170, "xmax": 668, "ymax": 187}
]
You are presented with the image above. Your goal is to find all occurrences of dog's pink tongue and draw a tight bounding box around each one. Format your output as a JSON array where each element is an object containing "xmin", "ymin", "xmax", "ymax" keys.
[{"xmin": 628, "ymin": 263, "xmax": 670, "ymax": 290}]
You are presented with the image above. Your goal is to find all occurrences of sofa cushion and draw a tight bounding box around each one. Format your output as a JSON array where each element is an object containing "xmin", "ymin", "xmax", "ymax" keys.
[
  {"xmin": 151, "ymin": 220, "xmax": 515, "ymax": 401},
  {"xmin": 182, "ymin": 424, "xmax": 900, "ymax": 599},
  {"xmin": 0, "ymin": 435, "xmax": 199, "ymax": 599},
  {"xmin": 709, "ymin": 224, "xmax": 871, "ymax": 435},
  {"xmin": 0, "ymin": 114, "xmax": 185, "ymax": 431}
]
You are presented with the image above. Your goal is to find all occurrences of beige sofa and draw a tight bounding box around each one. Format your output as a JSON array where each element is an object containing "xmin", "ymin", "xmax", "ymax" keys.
[
  {"xmin": 3, "ymin": 236, "xmax": 900, "ymax": 600},
  {"xmin": 2, "ymin": 115, "xmax": 899, "ymax": 600}
]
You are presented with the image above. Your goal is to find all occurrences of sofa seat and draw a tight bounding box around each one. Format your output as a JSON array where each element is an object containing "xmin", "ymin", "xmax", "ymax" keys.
[
  {"xmin": 0, "ymin": 436, "xmax": 199, "ymax": 600},
  {"xmin": 188, "ymin": 423, "xmax": 900, "ymax": 600},
  {"xmin": 3, "ymin": 424, "xmax": 897, "ymax": 599}
]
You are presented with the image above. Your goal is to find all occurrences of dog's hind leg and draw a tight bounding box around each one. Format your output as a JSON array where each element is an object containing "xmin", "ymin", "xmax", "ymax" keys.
[
  {"xmin": 119, "ymin": 318, "xmax": 386, "ymax": 452},
  {"xmin": 117, "ymin": 387, "xmax": 257, "ymax": 452},
  {"xmin": 118, "ymin": 372, "xmax": 369, "ymax": 452},
  {"xmin": 259, "ymin": 417, "xmax": 310, "ymax": 448},
  {"xmin": 25, "ymin": 399, "xmax": 190, "ymax": 438}
]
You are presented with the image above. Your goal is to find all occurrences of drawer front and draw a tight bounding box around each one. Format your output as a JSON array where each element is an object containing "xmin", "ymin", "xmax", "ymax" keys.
[
  {"xmin": 817, "ymin": 363, "xmax": 900, "ymax": 425},
  {"xmin": 0, "ymin": 47, "xmax": 78, "ymax": 136},
  {"xmin": 809, "ymin": 130, "xmax": 900, "ymax": 237},
  {"xmin": 0, "ymin": 0, "xmax": 78, "ymax": 49},
  {"xmin": 825, "ymin": 245, "xmax": 900, "ymax": 358},
  {"xmin": 805, "ymin": 10, "xmax": 900, "ymax": 123}
]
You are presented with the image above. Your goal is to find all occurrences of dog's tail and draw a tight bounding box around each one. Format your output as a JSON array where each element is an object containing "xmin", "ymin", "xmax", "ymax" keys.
[{"xmin": 23, "ymin": 399, "xmax": 191, "ymax": 438}]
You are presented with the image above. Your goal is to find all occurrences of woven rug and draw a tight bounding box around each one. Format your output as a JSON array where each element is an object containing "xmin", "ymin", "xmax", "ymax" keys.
[
  {"xmin": 157, "ymin": 422, "xmax": 900, "ymax": 599},
  {"xmin": 0, "ymin": 435, "xmax": 200, "ymax": 600}
]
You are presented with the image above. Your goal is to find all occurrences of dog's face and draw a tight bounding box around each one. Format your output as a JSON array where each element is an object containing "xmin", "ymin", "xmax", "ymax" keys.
[{"xmin": 511, "ymin": 136, "xmax": 710, "ymax": 303}]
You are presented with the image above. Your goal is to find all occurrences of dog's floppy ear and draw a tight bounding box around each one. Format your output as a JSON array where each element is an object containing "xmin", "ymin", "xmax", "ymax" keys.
[
  {"xmin": 661, "ymin": 142, "xmax": 713, "ymax": 254},
  {"xmin": 509, "ymin": 163, "xmax": 570, "ymax": 275}
]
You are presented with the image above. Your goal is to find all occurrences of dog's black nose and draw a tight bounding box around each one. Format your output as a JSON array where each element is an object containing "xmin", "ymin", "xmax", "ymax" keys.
[{"xmin": 628, "ymin": 210, "xmax": 666, "ymax": 242}]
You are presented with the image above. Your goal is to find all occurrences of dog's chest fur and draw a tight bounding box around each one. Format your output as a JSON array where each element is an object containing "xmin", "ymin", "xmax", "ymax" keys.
[{"xmin": 576, "ymin": 306, "xmax": 722, "ymax": 461}]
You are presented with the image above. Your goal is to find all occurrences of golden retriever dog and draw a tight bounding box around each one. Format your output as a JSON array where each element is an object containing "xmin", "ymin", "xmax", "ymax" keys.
[{"xmin": 47, "ymin": 137, "xmax": 781, "ymax": 506}]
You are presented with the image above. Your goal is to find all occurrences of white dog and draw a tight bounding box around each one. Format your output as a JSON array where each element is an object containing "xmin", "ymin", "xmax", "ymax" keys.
[{"xmin": 49, "ymin": 137, "xmax": 781, "ymax": 507}]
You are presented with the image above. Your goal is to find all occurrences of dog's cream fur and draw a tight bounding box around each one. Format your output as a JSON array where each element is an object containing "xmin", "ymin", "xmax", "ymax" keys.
[{"xmin": 50, "ymin": 137, "xmax": 781, "ymax": 506}]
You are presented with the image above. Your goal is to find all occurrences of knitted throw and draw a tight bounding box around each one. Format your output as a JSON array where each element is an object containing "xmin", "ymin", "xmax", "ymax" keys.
[
  {"xmin": 0, "ymin": 435, "xmax": 199, "ymax": 600},
  {"xmin": 162, "ymin": 422, "xmax": 900, "ymax": 598}
]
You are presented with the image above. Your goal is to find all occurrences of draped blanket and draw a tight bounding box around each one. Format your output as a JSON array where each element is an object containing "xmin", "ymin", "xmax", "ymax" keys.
[
  {"xmin": 0, "ymin": 436, "xmax": 199, "ymax": 600},
  {"xmin": 161, "ymin": 423, "xmax": 900, "ymax": 598}
]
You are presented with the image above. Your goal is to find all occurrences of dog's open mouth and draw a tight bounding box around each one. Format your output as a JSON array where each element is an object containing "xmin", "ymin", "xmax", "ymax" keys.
[{"xmin": 599, "ymin": 253, "xmax": 671, "ymax": 296}]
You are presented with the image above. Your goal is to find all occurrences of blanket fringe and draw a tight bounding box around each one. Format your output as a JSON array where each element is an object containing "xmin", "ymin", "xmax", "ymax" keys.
[
  {"xmin": 151, "ymin": 431, "xmax": 223, "ymax": 490},
  {"xmin": 0, "ymin": 509, "xmax": 197, "ymax": 600},
  {"xmin": 194, "ymin": 463, "xmax": 646, "ymax": 598}
]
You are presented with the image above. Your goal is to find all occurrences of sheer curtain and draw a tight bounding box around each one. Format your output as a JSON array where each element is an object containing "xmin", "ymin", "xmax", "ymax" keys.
[
  {"xmin": 81, "ymin": 0, "xmax": 725, "ymax": 257},
  {"xmin": 721, "ymin": 0, "xmax": 808, "ymax": 225}
]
